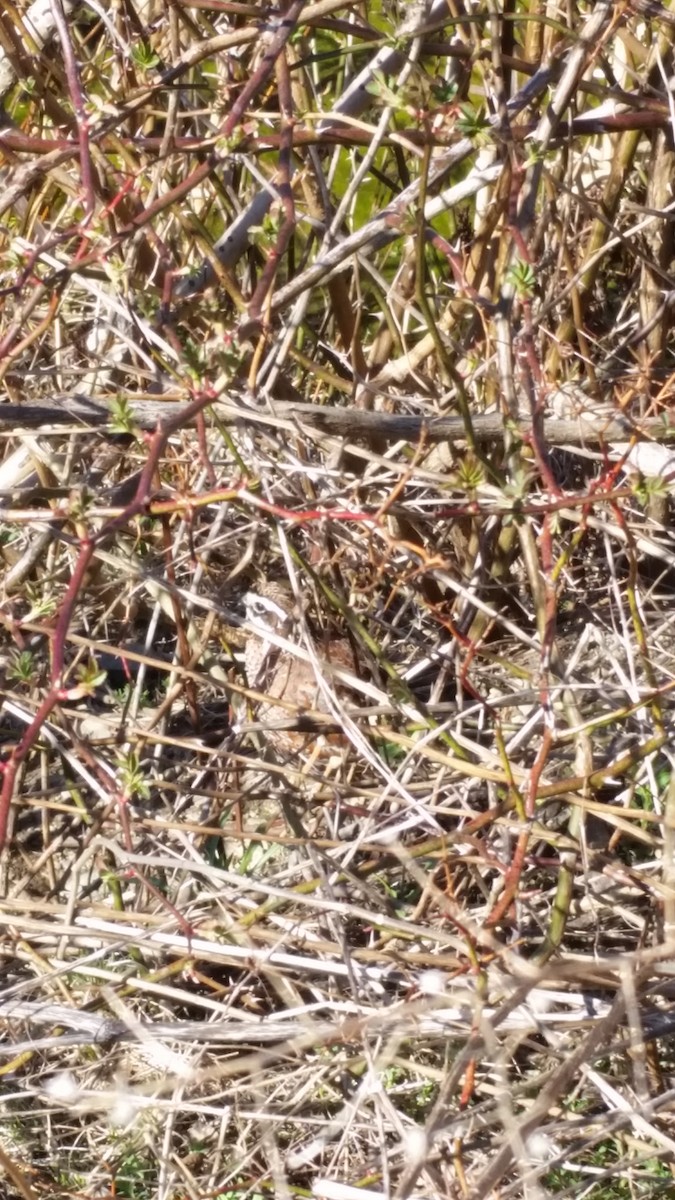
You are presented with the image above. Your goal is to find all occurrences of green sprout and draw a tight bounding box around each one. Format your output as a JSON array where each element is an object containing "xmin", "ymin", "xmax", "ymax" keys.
[
  {"xmin": 67, "ymin": 488, "xmax": 94, "ymax": 522},
  {"xmin": 73, "ymin": 662, "xmax": 108, "ymax": 697},
  {"xmin": 431, "ymin": 78, "xmax": 458, "ymax": 105},
  {"xmin": 507, "ymin": 258, "xmax": 537, "ymax": 297},
  {"xmin": 249, "ymin": 210, "xmax": 282, "ymax": 247},
  {"xmin": 454, "ymin": 452, "xmax": 486, "ymax": 492},
  {"xmin": 215, "ymin": 131, "xmax": 242, "ymax": 156},
  {"xmin": 131, "ymin": 42, "xmax": 160, "ymax": 72},
  {"xmin": 110, "ymin": 394, "xmax": 138, "ymax": 436},
  {"xmin": 365, "ymin": 70, "xmax": 408, "ymax": 111},
  {"xmin": 630, "ymin": 470, "xmax": 670, "ymax": 507},
  {"xmin": 24, "ymin": 586, "xmax": 57, "ymax": 621},
  {"xmin": 115, "ymin": 751, "xmax": 151, "ymax": 802},
  {"xmin": 456, "ymin": 103, "xmax": 491, "ymax": 144},
  {"xmin": 7, "ymin": 650, "xmax": 36, "ymax": 685}
]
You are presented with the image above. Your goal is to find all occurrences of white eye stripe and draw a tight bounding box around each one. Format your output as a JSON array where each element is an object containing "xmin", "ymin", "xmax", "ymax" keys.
[{"xmin": 244, "ymin": 591, "xmax": 292, "ymax": 627}]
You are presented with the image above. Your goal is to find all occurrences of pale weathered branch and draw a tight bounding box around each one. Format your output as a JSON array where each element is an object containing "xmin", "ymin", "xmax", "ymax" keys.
[{"xmin": 1, "ymin": 391, "xmax": 671, "ymax": 448}]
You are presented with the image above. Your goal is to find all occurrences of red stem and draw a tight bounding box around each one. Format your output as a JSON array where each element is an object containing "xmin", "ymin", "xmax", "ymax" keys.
[{"xmin": 50, "ymin": 0, "xmax": 96, "ymax": 218}]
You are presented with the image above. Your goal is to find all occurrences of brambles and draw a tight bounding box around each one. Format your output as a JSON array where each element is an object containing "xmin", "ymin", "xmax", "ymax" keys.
[{"xmin": 2, "ymin": 3, "xmax": 675, "ymax": 1199}]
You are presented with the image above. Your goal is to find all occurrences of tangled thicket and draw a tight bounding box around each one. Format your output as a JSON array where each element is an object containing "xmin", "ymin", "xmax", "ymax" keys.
[{"xmin": 2, "ymin": 2, "xmax": 675, "ymax": 1198}]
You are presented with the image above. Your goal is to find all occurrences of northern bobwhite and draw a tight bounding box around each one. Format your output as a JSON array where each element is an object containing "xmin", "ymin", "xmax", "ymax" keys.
[{"xmin": 243, "ymin": 581, "xmax": 356, "ymax": 752}]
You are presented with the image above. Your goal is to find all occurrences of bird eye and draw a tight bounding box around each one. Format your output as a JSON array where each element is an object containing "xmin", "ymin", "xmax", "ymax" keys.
[
  {"xmin": 244, "ymin": 591, "xmax": 291, "ymax": 629},
  {"xmin": 244, "ymin": 594, "xmax": 265, "ymax": 620}
]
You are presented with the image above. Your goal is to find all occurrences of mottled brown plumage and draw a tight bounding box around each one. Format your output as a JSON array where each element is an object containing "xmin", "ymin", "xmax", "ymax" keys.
[{"xmin": 243, "ymin": 582, "xmax": 356, "ymax": 752}]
